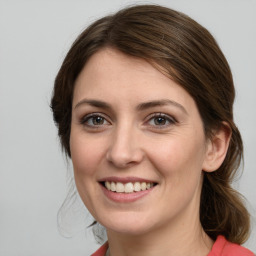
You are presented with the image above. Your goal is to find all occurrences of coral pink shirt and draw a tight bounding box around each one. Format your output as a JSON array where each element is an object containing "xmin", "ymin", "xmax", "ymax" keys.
[
  {"xmin": 91, "ymin": 235, "xmax": 254, "ymax": 256},
  {"xmin": 207, "ymin": 236, "xmax": 254, "ymax": 256}
]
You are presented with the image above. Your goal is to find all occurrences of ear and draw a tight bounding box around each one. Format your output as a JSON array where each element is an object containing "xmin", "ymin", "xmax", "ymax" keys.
[{"xmin": 203, "ymin": 122, "xmax": 232, "ymax": 173}]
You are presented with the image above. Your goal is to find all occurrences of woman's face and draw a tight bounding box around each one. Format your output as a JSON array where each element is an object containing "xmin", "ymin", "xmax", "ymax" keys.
[{"xmin": 70, "ymin": 48, "xmax": 211, "ymax": 235}]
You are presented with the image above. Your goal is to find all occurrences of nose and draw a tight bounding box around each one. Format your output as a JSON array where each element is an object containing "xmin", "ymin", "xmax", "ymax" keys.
[{"xmin": 106, "ymin": 124, "xmax": 144, "ymax": 168}]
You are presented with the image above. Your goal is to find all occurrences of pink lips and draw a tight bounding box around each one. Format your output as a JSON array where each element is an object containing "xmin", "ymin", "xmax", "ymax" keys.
[
  {"xmin": 99, "ymin": 176, "xmax": 157, "ymax": 203},
  {"xmin": 101, "ymin": 185, "xmax": 155, "ymax": 203}
]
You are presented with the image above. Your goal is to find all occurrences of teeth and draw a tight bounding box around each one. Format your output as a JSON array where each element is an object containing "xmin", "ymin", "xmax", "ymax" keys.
[
  {"xmin": 110, "ymin": 182, "xmax": 116, "ymax": 192},
  {"xmin": 124, "ymin": 182, "xmax": 133, "ymax": 193},
  {"xmin": 141, "ymin": 182, "xmax": 146, "ymax": 191},
  {"xmin": 104, "ymin": 181, "xmax": 155, "ymax": 193},
  {"xmin": 134, "ymin": 182, "xmax": 141, "ymax": 192},
  {"xmin": 106, "ymin": 181, "xmax": 111, "ymax": 190},
  {"xmin": 116, "ymin": 182, "xmax": 124, "ymax": 192}
]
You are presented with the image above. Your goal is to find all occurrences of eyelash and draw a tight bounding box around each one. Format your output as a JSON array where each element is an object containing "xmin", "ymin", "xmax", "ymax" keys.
[
  {"xmin": 80, "ymin": 112, "xmax": 177, "ymax": 129},
  {"xmin": 145, "ymin": 113, "xmax": 177, "ymax": 128},
  {"xmin": 80, "ymin": 113, "xmax": 111, "ymax": 128}
]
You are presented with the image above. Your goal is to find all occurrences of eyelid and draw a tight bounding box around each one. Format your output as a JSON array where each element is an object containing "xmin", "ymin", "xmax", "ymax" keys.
[
  {"xmin": 80, "ymin": 112, "xmax": 111, "ymax": 126},
  {"xmin": 144, "ymin": 112, "xmax": 177, "ymax": 127}
]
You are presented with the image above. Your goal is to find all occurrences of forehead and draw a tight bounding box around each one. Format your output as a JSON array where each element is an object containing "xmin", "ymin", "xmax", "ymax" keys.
[
  {"xmin": 73, "ymin": 48, "xmax": 195, "ymax": 111},
  {"xmin": 75, "ymin": 47, "xmax": 168, "ymax": 87}
]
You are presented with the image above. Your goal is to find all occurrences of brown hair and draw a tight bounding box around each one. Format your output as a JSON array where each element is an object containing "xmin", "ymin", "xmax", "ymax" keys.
[{"xmin": 51, "ymin": 4, "xmax": 250, "ymax": 243}]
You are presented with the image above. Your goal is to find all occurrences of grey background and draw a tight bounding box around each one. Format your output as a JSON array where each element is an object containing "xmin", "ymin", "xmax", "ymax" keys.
[{"xmin": 0, "ymin": 0, "xmax": 255, "ymax": 255}]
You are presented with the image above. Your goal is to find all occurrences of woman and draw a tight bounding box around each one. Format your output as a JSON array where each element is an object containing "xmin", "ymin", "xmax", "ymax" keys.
[{"xmin": 51, "ymin": 4, "xmax": 254, "ymax": 256}]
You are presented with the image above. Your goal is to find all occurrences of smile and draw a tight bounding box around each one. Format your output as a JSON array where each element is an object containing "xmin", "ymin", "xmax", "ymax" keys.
[
  {"xmin": 104, "ymin": 181, "xmax": 155, "ymax": 193},
  {"xmin": 99, "ymin": 177, "xmax": 158, "ymax": 202}
]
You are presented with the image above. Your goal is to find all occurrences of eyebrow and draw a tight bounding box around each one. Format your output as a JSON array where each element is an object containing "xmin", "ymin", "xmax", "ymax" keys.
[
  {"xmin": 74, "ymin": 98, "xmax": 187, "ymax": 114},
  {"xmin": 136, "ymin": 99, "xmax": 188, "ymax": 114},
  {"xmin": 74, "ymin": 99, "xmax": 111, "ymax": 110}
]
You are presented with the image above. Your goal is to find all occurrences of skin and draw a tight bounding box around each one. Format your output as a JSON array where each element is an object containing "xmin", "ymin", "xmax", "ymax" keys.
[{"xmin": 70, "ymin": 48, "xmax": 230, "ymax": 256}]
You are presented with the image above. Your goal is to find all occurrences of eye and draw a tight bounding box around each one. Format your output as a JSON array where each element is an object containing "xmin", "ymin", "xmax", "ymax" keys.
[
  {"xmin": 80, "ymin": 113, "xmax": 110, "ymax": 128},
  {"xmin": 147, "ymin": 113, "xmax": 176, "ymax": 128}
]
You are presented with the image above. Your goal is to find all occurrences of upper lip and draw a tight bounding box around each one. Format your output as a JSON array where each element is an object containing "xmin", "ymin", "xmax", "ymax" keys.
[{"xmin": 98, "ymin": 176, "xmax": 158, "ymax": 183}]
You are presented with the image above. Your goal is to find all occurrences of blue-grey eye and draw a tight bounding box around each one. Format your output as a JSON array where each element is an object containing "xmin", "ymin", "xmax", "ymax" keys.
[
  {"xmin": 154, "ymin": 116, "xmax": 167, "ymax": 125},
  {"xmin": 81, "ymin": 114, "xmax": 109, "ymax": 126},
  {"xmin": 92, "ymin": 116, "xmax": 105, "ymax": 125},
  {"xmin": 148, "ymin": 114, "xmax": 174, "ymax": 127}
]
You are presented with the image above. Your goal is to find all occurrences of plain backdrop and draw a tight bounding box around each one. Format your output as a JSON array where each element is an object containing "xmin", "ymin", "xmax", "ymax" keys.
[{"xmin": 0, "ymin": 0, "xmax": 255, "ymax": 255}]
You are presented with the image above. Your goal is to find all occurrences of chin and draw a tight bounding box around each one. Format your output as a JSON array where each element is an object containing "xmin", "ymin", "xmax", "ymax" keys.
[
  {"xmin": 107, "ymin": 224, "xmax": 152, "ymax": 236},
  {"xmin": 98, "ymin": 212, "xmax": 156, "ymax": 236}
]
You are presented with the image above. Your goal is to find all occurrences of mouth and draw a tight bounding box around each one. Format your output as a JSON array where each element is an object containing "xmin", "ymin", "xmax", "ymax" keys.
[{"xmin": 100, "ymin": 181, "xmax": 157, "ymax": 193}]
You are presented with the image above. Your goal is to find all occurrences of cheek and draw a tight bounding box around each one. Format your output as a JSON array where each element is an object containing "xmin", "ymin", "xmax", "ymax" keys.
[
  {"xmin": 70, "ymin": 132, "xmax": 105, "ymax": 177},
  {"xmin": 146, "ymin": 134, "xmax": 206, "ymax": 181},
  {"xmin": 69, "ymin": 132, "xmax": 106, "ymax": 216}
]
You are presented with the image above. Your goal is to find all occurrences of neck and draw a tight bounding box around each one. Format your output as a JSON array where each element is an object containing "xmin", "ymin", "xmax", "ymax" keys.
[{"xmin": 107, "ymin": 221, "xmax": 213, "ymax": 256}]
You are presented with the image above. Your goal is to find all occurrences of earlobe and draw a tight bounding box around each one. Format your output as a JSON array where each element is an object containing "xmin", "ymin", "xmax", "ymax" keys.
[{"xmin": 203, "ymin": 122, "xmax": 232, "ymax": 173}]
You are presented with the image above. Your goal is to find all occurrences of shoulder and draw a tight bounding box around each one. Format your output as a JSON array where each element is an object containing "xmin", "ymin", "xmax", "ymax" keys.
[
  {"xmin": 91, "ymin": 242, "xmax": 108, "ymax": 256},
  {"xmin": 208, "ymin": 235, "xmax": 254, "ymax": 256}
]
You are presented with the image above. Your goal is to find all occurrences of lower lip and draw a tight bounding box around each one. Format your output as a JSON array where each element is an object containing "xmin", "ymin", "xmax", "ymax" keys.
[{"xmin": 101, "ymin": 184, "xmax": 155, "ymax": 203}]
